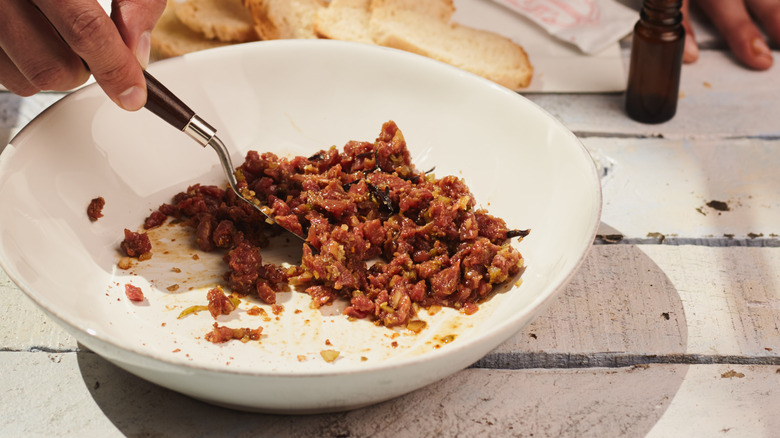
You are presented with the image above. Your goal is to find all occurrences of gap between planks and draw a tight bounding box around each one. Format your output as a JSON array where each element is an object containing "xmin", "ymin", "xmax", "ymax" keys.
[
  {"xmin": 472, "ymin": 351, "xmax": 780, "ymax": 370},
  {"xmin": 594, "ymin": 238, "xmax": 780, "ymax": 247}
]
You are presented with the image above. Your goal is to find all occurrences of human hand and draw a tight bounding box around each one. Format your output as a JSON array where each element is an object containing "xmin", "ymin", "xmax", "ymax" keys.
[
  {"xmin": 0, "ymin": 0, "xmax": 166, "ymax": 110},
  {"xmin": 682, "ymin": 0, "xmax": 777, "ymax": 70}
]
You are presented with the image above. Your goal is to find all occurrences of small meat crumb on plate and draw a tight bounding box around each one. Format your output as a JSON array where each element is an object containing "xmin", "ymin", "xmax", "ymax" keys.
[
  {"xmin": 87, "ymin": 196, "xmax": 105, "ymax": 221},
  {"xmin": 124, "ymin": 284, "xmax": 145, "ymax": 302}
]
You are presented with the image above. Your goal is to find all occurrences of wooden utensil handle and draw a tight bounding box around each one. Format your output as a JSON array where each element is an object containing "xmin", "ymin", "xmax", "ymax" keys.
[{"xmin": 143, "ymin": 70, "xmax": 196, "ymax": 131}]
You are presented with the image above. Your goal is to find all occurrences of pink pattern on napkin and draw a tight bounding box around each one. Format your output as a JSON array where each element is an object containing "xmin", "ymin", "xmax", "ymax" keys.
[
  {"xmin": 503, "ymin": 0, "xmax": 600, "ymax": 28},
  {"xmin": 492, "ymin": 0, "xmax": 636, "ymax": 54}
]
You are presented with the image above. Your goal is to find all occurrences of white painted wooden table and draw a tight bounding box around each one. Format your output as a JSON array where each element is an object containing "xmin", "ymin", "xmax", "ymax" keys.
[{"xmin": 3, "ymin": 30, "xmax": 780, "ymax": 438}]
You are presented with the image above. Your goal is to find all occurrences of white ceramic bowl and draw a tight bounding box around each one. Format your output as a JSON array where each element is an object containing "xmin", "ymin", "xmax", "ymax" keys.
[{"xmin": 0, "ymin": 40, "xmax": 601, "ymax": 413}]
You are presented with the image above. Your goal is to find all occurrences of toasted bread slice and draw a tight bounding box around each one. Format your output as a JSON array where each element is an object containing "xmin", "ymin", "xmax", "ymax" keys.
[
  {"xmin": 369, "ymin": 0, "xmax": 532, "ymax": 89},
  {"xmin": 369, "ymin": 0, "xmax": 454, "ymax": 32},
  {"xmin": 313, "ymin": 0, "xmax": 373, "ymax": 44},
  {"xmin": 176, "ymin": 0, "xmax": 258, "ymax": 43},
  {"xmin": 243, "ymin": 0, "xmax": 326, "ymax": 40},
  {"xmin": 151, "ymin": 1, "xmax": 231, "ymax": 59}
]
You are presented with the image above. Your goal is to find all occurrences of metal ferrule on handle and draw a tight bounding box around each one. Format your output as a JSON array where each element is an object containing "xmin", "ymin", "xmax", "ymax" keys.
[{"xmin": 184, "ymin": 115, "xmax": 217, "ymax": 147}]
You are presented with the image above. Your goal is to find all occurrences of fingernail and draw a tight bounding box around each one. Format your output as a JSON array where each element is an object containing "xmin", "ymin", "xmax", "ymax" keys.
[
  {"xmin": 136, "ymin": 31, "xmax": 151, "ymax": 68},
  {"xmin": 752, "ymin": 37, "xmax": 772, "ymax": 57},
  {"xmin": 118, "ymin": 85, "xmax": 145, "ymax": 111}
]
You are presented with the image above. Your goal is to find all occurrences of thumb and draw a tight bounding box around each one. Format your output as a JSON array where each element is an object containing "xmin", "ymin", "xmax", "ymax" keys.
[{"xmin": 110, "ymin": 0, "xmax": 167, "ymax": 68}]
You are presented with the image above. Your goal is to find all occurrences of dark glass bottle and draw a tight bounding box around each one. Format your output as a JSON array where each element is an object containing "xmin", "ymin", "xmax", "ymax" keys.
[{"xmin": 625, "ymin": 0, "xmax": 685, "ymax": 124}]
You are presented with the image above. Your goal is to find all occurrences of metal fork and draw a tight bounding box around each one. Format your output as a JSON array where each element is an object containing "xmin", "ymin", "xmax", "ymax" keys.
[{"xmin": 142, "ymin": 70, "xmax": 303, "ymax": 239}]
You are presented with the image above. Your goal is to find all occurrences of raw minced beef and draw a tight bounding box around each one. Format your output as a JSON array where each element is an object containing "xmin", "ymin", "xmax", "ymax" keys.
[
  {"xmin": 124, "ymin": 284, "xmax": 145, "ymax": 302},
  {"xmin": 120, "ymin": 229, "xmax": 152, "ymax": 258},
  {"xmin": 134, "ymin": 121, "xmax": 528, "ymax": 328},
  {"xmin": 206, "ymin": 287, "xmax": 237, "ymax": 318},
  {"xmin": 87, "ymin": 197, "xmax": 105, "ymax": 221}
]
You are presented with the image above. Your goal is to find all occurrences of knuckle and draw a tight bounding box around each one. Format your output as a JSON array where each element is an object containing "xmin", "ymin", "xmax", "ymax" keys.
[
  {"xmin": 26, "ymin": 64, "xmax": 70, "ymax": 90},
  {"xmin": 25, "ymin": 60, "xmax": 86, "ymax": 91},
  {"xmin": 65, "ymin": 9, "xmax": 113, "ymax": 53},
  {"xmin": 95, "ymin": 61, "xmax": 129, "ymax": 86}
]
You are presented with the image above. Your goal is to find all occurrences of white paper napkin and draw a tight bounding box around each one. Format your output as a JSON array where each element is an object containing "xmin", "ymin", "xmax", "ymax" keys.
[{"xmin": 490, "ymin": 0, "xmax": 638, "ymax": 55}]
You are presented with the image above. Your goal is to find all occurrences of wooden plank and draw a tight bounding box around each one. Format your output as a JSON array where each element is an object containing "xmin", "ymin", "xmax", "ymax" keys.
[
  {"xmin": 526, "ymin": 48, "xmax": 780, "ymax": 139},
  {"xmin": 1, "ymin": 351, "xmax": 777, "ymax": 437},
  {"xmin": 5, "ymin": 246, "xmax": 780, "ymax": 364},
  {"xmin": 588, "ymin": 137, "xmax": 780, "ymax": 242},
  {"xmin": 488, "ymin": 245, "xmax": 780, "ymax": 366}
]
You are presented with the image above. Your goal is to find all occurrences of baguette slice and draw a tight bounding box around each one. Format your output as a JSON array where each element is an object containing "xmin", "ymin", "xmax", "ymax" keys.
[
  {"xmin": 313, "ymin": 0, "xmax": 373, "ymax": 44},
  {"xmin": 151, "ymin": 1, "xmax": 231, "ymax": 59},
  {"xmin": 370, "ymin": 0, "xmax": 454, "ymax": 28},
  {"xmin": 176, "ymin": 0, "xmax": 258, "ymax": 43},
  {"xmin": 369, "ymin": 0, "xmax": 532, "ymax": 90},
  {"xmin": 243, "ymin": 0, "xmax": 326, "ymax": 40}
]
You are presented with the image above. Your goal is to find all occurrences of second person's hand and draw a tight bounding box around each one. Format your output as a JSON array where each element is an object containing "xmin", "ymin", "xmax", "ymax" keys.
[{"xmin": 682, "ymin": 0, "xmax": 778, "ymax": 70}]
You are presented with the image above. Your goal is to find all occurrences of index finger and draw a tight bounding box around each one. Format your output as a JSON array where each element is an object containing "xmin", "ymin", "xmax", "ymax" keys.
[
  {"xmin": 33, "ymin": 0, "xmax": 147, "ymax": 110},
  {"xmin": 694, "ymin": 0, "xmax": 773, "ymax": 70}
]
